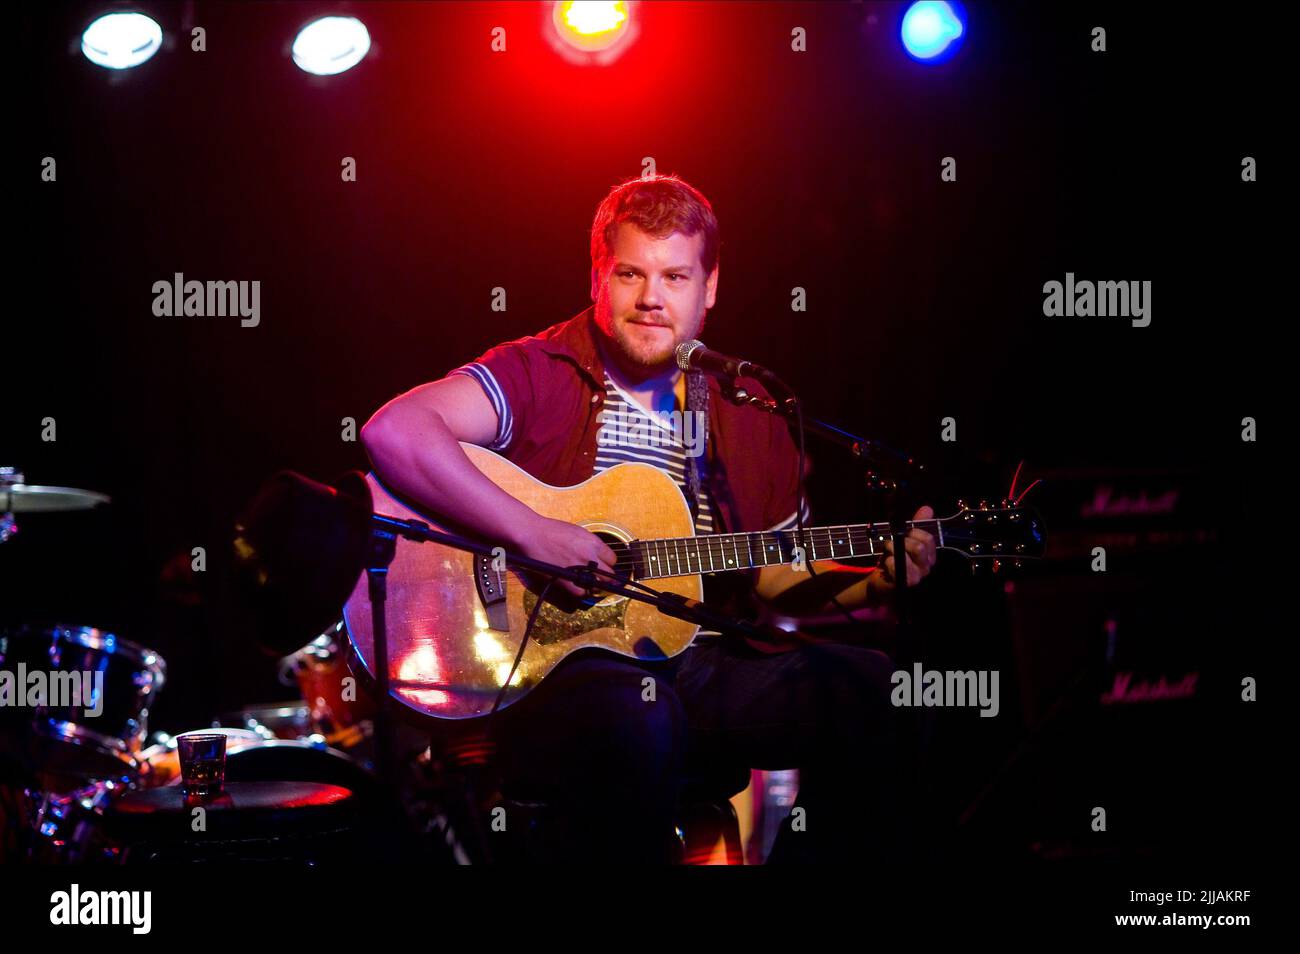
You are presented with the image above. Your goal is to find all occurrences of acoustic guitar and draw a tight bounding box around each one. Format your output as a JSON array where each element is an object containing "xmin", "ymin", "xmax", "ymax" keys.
[{"xmin": 343, "ymin": 442, "xmax": 1045, "ymax": 719}]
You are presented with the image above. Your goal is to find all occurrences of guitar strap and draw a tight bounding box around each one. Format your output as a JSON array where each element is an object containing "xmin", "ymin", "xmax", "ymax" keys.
[{"xmin": 684, "ymin": 370, "xmax": 709, "ymax": 525}]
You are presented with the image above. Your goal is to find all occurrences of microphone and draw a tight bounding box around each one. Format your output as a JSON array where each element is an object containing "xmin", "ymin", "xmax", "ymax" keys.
[{"xmin": 675, "ymin": 339, "xmax": 768, "ymax": 379}]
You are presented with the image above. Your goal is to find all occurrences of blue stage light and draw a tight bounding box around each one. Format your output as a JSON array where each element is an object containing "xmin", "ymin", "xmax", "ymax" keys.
[{"xmin": 900, "ymin": 1, "xmax": 965, "ymax": 62}]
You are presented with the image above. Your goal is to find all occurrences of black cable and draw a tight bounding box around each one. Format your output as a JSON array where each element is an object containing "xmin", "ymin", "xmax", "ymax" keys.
[{"xmin": 490, "ymin": 575, "xmax": 556, "ymax": 716}]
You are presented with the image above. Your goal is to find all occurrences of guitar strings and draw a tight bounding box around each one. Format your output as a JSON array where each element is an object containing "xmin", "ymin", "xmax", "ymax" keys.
[{"xmin": 604, "ymin": 522, "xmax": 1033, "ymax": 579}]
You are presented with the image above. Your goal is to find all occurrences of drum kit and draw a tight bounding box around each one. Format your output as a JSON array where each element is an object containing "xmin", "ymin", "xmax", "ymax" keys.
[{"xmin": 0, "ymin": 471, "xmax": 387, "ymax": 864}]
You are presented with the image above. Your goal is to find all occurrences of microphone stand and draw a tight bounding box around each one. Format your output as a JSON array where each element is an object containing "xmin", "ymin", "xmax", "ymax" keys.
[{"xmin": 715, "ymin": 376, "xmax": 926, "ymax": 658}]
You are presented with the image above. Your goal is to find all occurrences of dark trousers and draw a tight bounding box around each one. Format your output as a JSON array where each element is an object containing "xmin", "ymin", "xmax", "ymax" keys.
[{"xmin": 485, "ymin": 636, "xmax": 908, "ymax": 863}]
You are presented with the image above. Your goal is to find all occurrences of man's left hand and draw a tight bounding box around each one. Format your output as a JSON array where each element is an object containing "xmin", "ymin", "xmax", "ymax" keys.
[{"xmin": 879, "ymin": 505, "xmax": 938, "ymax": 587}]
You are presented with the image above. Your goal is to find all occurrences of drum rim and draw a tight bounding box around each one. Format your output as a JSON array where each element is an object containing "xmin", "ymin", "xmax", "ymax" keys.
[
  {"xmin": 225, "ymin": 737, "xmax": 355, "ymax": 761},
  {"xmin": 218, "ymin": 702, "xmax": 312, "ymax": 723},
  {"xmin": 144, "ymin": 726, "xmax": 266, "ymax": 756},
  {"xmin": 50, "ymin": 625, "xmax": 167, "ymax": 678},
  {"xmin": 9, "ymin": 623, "xmax": 168, "ymax": 682},
  {"xmin": 33, "ymin": 718, "xmax": 144, "ymax": 775}
]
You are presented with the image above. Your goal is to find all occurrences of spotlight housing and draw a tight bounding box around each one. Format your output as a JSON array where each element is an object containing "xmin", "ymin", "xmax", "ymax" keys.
[
  {"xmin": 548, "ymin": 1, "xmax": 638, "ymax": 65},
  {"xmin": 292, "ymin": 15, "xmax": 371, "ymax": 76},
  {"xmin": 81, "ymin": 12, "xmax": 164, "ymax": 70}
]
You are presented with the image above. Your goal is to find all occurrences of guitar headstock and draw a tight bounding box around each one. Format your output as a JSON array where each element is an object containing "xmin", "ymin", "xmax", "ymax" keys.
[{"xmin": 938, "ymin": 499, "xmax": 1047, "ymax": 570}]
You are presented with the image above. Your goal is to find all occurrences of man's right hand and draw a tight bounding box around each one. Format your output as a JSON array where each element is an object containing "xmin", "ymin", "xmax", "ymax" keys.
[
  {"xmin": 362, "ymin": 375, "xmax": 617, "ymax": 601},
  {"xmin": 513, "ymin": 514, "xmax": 619, "ymax": 599}
]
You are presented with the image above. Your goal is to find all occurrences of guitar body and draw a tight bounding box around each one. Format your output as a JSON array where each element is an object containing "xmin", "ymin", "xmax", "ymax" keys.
[{"xmin": 343, "ymin": 442, "xmax": 701, "ymax": 719}]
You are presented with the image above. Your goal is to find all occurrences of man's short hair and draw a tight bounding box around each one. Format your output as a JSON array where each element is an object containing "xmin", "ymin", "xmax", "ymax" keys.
[{"xmin": 590, "ymin": 174, "xmax": 720, "ymax": 276}]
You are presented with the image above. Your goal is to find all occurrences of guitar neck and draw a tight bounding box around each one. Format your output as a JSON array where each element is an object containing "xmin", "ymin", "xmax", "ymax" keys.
[{"xmin": 625, "ymin": 520, "xmax": 940, "ymax": 580}]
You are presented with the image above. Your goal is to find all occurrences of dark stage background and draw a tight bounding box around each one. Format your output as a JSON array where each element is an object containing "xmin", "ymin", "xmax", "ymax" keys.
[{"xmin": 6, "ymin": 2, "xmax": 1284, "ymax": 864}]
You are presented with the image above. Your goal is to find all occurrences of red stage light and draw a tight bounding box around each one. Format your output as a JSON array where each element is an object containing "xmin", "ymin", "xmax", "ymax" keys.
[
  {"xmin": 560, "ymin": 0, "xmax": 626, "ymax": 37},
  {"xmin": 548, "ymin": 1, "xmax": 639, "ymax": 65}
]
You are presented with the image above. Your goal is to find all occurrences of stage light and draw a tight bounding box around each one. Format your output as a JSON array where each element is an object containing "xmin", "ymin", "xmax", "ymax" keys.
[
  {"xmin": 549, "ymin": 1, "xmax": 638, "ymax": 64},
  {"xmin": 559, "ymin": 0, "xmax": 626, "ymax": 39},
  {"xmin": 900, "ymin": 1, "xmax": 965, "ymax": 62},
  {"xmin": 292, "ymin": 15, "xmax": 371, "ymax": 76},
  {"xmin": 81, "ymin": 12, "xmax": 163, "ymax": 70}
]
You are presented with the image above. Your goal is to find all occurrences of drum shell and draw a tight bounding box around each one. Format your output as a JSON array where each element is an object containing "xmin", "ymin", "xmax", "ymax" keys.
[{"xmin": 2, "ymin": 625, "xmax": 166, "ymax": 780}]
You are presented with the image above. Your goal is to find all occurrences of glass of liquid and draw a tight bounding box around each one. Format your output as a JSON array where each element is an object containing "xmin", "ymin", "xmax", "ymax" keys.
[{"xmin": 176, "ymin": 732, "xmax": 227, "ymax": 799}]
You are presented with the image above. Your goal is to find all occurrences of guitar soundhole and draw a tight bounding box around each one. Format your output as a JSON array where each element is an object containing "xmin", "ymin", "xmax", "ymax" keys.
[
  {"xmin": 518, "ymin": 529, "xmax": 634, "ymax": 644},
  {"xmin": 598, "ymin": 531, "xmax": 637, "ymax": 583}
]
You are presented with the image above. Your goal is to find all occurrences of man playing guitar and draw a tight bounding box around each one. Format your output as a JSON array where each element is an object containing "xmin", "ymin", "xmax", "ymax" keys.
[{"xmin": 361, "ymin": 174, "xmax": 937, "ymax": 863}]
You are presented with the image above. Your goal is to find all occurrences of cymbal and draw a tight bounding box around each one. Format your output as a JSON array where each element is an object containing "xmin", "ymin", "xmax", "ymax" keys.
[{"xmin": 0, "ymin": 483, "xmax": 110, "ymax": 513}]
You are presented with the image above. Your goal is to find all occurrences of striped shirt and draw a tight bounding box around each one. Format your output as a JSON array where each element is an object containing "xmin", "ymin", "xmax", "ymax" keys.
[
  {"xmin": 594, "ymin": 370, "xmax": 717, "ymax": 534},
  {"xmin": 591, "ymin": 370, "xmax": 805, "ymax": 641}
]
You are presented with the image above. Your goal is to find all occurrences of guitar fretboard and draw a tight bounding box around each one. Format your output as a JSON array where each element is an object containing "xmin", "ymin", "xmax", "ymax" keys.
[{"xmin": 616, "ymin": 521, "xmax": 943, "ymax": 580}]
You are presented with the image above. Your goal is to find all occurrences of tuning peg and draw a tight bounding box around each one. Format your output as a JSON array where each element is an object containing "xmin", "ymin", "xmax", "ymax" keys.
[
  {"xmin": 991, "ymin": 559, "xmax": 1003, "ymax": 574},
  {"xmin": 956, "ymin": 498, "xmax": 968, "ymax": 511},
  {"xmin": 978, "ymin": 500, "xmax": 990, "ymax": 511}
]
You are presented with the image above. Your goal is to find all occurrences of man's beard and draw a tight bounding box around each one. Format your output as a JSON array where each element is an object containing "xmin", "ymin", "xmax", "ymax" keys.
[{"xmin": 610, "ymin": 319, "xmax": 679, "ymax": 371}]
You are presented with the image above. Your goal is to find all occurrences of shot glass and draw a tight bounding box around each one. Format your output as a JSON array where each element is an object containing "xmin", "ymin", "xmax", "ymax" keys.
[{"xmin": 176, "ymin": 732, "xmax": 227, "ymax": 798}]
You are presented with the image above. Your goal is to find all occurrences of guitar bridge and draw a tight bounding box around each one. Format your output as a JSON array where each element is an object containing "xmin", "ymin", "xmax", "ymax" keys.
[{"xmin": 474, "ymin": 553, "xmax": 510, "ymax": 631}]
